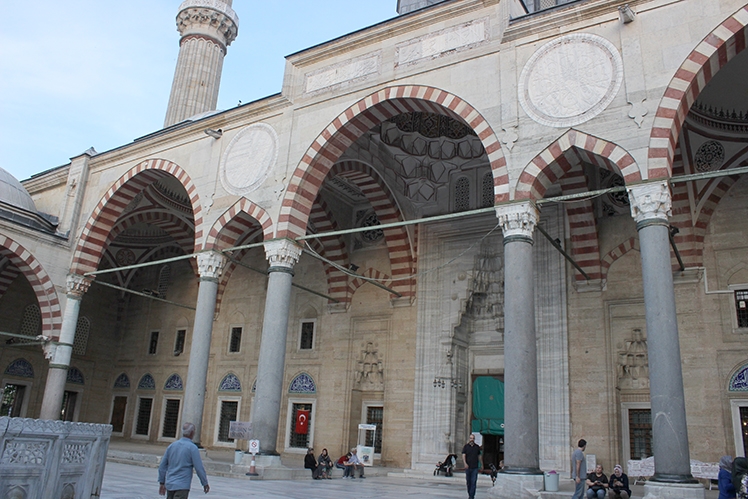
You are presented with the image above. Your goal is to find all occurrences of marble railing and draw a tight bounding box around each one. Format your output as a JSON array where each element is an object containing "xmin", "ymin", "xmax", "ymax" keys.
[{"xmin": 0, "ymin": 417, "xmax": 112, "ymax": 499}]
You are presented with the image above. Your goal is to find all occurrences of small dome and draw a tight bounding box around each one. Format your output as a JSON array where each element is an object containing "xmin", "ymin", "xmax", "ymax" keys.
[{"xmin": 0, "ymin": 167, "xmax": 36, "ymax": 213}]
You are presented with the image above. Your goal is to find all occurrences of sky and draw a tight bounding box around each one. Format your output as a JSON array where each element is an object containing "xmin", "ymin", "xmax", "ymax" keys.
[{"xmin": 0, "ymin": 1, "xmax": 397, "ymax": 181}]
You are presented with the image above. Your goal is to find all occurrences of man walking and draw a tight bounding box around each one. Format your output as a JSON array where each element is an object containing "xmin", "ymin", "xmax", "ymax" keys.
[
  {"xmin": 571, "ymin": 439, "xmax": 587, "ymax": 499},
  {"xmin": 158, "ymin": 422, "xmax": 210, "ymax": 498},
  {"xmin": 462, "ymin": 433, "xmax": 481, "ymax": 499}
]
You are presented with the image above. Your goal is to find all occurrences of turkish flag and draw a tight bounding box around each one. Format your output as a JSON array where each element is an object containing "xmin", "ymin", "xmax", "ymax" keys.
[{"xmin": 295, "ymin": 410, "xmax": 310, "ymax": 434}]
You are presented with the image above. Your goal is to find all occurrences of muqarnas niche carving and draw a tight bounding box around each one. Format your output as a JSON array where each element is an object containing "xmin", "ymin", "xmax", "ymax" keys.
[
  {"xmin": 355, "ymin": 342, "xmax": 384, "ymax": 389},
  {"xmin": 617, "ymin": 328, "xmax": 649, "ymax": 390}
]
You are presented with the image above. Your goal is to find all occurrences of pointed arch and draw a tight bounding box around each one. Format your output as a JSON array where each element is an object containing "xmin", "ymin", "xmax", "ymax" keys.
[
  {"xmin": 71, "ymin": 159, "xmax": 202, "ymax": 275},
  {"xmin": 277, "ymin": 85, "xmax": 507, "ymax": 240},
  {"xmin": 308, "ymin": 197, "xmax": 350, "ymax": 304},
  {"xmin": 204, "ymin": 198, "xmax": 273, "ymax": 250},
  {"xmin": 0, "ymin": 235, "xmax": 62, "ymax": 338},
  {"xmin": 516, "ymin": 129, "xmax": 640, "ymax": 200},
  {"xmin": 648, "ymin": 4, "xmax": 748, "ymax": 179},
  {"xmin": 600, "ymin": 237, "xmax": 640, "ymax": 285}
]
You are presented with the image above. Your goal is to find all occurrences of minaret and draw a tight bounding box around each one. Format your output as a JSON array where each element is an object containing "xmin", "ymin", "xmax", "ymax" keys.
[{"xmin": 164, "ymin": 0, "xmax": 239, "ymax": 128}]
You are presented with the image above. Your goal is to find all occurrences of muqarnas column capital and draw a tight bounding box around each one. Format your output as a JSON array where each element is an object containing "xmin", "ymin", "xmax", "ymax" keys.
[
  {"xmin": 176, "ymin": 0, "xmax": 239, "ymax": 50},
  {"xmin": 627, "ymin": 181, "xmax": 671, "ymax": 225},
  {"xmin": 264, "ymin": 239, "xmax": 302, "ymax": 270},
  {"xmin": 66, "ymin": 273, "xmax": 92, "ymax": 298},
  {"xmin": 197, "ymin": 251, "xmax": 226, "ymax": 281},
  {"xmin": 495, "ymin": 201, "xmax": 539, "ymax": 241}
]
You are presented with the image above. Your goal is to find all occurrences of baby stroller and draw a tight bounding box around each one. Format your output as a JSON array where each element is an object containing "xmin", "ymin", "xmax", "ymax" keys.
[{"xmin": 434, "ymin": 454, "xmax": 458, "ymax": 477}]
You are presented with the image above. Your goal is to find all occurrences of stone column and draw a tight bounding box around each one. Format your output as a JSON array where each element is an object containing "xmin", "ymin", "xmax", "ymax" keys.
[
  {"xmin": 182, "ymin": 251, "xmax": 226, "ymax": 445},
  {"xmin": 490, "ymin": 202, "xmax": 544, "ymax": 498},
  {"xmin": 251, "ymin": 239, "xmax": 301, "ymax": 455},
  {"xmin": 163, "ymin": 1, "xmax": 239, "ymax": 127},
  {"xmin": 628, "ymin": 182, "xmax": 699, "ymax": 493},
  {"xmin": 39, "ymin": 274, "xmax": 91, "ymax": 420}
]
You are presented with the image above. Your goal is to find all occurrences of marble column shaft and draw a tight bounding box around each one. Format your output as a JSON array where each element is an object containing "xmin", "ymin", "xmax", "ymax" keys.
[
  {"xmin": 183, "ymin": 252, "xmax": 226, "ymax": 445},
  {"xmin": 629, "ymin": 182, "xmax": 694, "ymax": 482},
  {"xmin": 252, "ymin": 240, "xmax": 301, "ymax": 455},
  {"xmin": 39, "ymin": 274, "xmax": 90, "ymax": 420},
  {"xmin": 496, "ymin": 202, "xmax": 541, "ymax": 474}
]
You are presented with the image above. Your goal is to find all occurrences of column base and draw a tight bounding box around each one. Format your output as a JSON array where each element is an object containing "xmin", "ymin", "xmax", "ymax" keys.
[
  {"xmin": 643, "ymin": 481, "xmax": 705, "ymax": 499},
  {"xmin": 488, "ymin": 473, "xmax": 544, "ymax": 499}
]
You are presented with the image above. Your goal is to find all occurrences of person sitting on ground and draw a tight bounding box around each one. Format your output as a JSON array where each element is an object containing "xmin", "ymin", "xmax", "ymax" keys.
[
  {"xmin": 315, "ymin": 448, "xmax": 333, "ymax": 479},
  {"xmin": 608, "ymin": 464, "xmax": 631, "ymax": 499},
  {"xmin": 345, "ymin": 448, "xmax": 366, "ymax": 478},
  {"xmin": 336, "ymin": 452, "xmax": 351, "ymax": 478},
  {"xmin": 304, "ymin": 447, "xmax": 318, "ymax": 478},
  {"xmin": 732, "ymin": 457, "xmax": 748, "ymax": 499},
  {"xmin": 586, "ymin": 464, "xmax": 608, "ymax": 499}
]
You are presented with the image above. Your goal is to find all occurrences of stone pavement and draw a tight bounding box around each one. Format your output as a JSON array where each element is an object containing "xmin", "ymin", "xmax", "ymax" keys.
[{"xmin": 100, "ymin": 461, "xmax": 472, "ymax": 499}]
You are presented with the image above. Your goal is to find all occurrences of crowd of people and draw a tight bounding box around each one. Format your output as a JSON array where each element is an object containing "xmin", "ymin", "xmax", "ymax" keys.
[{"xmin": 304, "ymin": 447, "xmax": 366, "ymax": 479}]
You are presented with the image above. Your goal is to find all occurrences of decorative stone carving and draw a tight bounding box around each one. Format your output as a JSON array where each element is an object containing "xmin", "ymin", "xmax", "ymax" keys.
[
  {"xmin": 628, "ymin": 99, "xmax": 648, "ymax": 128},
  {"xmin": 495, "ymin": 202, "xmax": 539, "ymax": 239},
  {"xmin": 305, "ymin": 52, "xmax": 381, "ymax": 94},
  {"xmin": 617, "ymin": 328, "xmax": 649, "ymax": 390},
  {"xmin": 4, "ymin": 359, "xmax": 34, "ymax": 378},
  {"xmin": 500, "ymin": 126, "xmax": 518, "ymax": 151},
  {"xmin": 355, "ymin": 342, "xmax": 384, "ymax": 389},
  {"xmin": 176, "ymin": 0, "xmax": 239, "ymax": 46},
  {"xmin": 518, "ymin": 33, "xmax": 623, "ymax": 128},
  {"xmin": 264, "ymin": 239, "xmax": 302, "ymax": 269},
  {"xmin": 137, "ymin": 373, "xmax": 156, "ymax": 390},
  {"xmin": 66, "ymin": 367, "xmax": 84, "ymax": 385},
  {"xmin": 164, "ymin": 374, "xmax": 184, "ymax": 391},
  {"xmin": 219, "ymin": 373, "xmax": 241, "ymax": 392},
  {"xmin": 694, "ymin": 140, "xmax": 725, "ymax": 172},
  {"xmin": 113, "ymin": 373, "xmax": 130, "ymax": 389},
  {"xmin": 219, "ymin": 123, "xmax": 278, "ymax": 196},
  {"xmin": 65, "ymin": 274, "xmax": 91, "ymax": 297},
  {"xmin": 729, "ymin": 365, "xmax": 748, "ymax": 391},
  {"xmin": 196, "ymin": 252, "xmax": 226, "ymax": 280},
  {"xmin": 62, "ymin": 443, "xmax": 89, "ymax": 464},
  {"xmin": 1, "ymin": 440, "xmax": 48, "ymax": 465},
  {"xmin": 627, "ymin": 181, "xmax": 671, "ymax": 223},
  {"xmin": 289, "ymin": 373, "xmax": 316, "ymax": 394}
]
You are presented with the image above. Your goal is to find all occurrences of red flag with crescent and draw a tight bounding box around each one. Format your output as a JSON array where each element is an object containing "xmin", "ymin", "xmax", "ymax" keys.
[{"xmin": 295, "ymin": 409, "xmax": 310, "ymax": 434}]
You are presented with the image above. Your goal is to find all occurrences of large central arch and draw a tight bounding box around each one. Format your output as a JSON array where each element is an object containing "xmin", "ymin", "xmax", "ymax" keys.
[{"xmin": 277, "ymin": 85, "xmax": 508, "ymax": 240}]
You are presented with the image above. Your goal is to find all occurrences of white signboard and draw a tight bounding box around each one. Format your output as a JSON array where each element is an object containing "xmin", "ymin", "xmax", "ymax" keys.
[
  {"xmin": 228, "ymin": 421, "xmax": 252, "ymax": 440},
  {"xmin": 357, "ymin": 445, "xmax": 375, "ymax": 466},
  {"xmin": 248, "ymin": 439, "xmax": 260, "ymax": 455}
]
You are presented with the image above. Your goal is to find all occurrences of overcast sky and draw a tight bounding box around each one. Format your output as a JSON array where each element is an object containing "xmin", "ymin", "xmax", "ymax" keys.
[{"xmin": 0, "ymin": 1, "xmax": 396, "ymax": 181}]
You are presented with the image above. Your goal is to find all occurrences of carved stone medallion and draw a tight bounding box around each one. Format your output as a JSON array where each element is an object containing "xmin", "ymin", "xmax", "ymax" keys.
[
  {"xmin": 518, "ymin": 33, "xmax": 623, "ymax": 128},
  {"xmin": 219, "ymin": 123, "xmax": 278, "ymax": 196}
]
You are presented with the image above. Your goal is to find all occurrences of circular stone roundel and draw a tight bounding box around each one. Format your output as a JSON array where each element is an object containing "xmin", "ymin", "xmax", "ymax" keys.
[
  {"xmin": 518, "ymin": 33, "xmax": 623, "ymax": 128},
  {"xmin": 220, "ymin": 123, "xmax": 278, "ymax": 196}
]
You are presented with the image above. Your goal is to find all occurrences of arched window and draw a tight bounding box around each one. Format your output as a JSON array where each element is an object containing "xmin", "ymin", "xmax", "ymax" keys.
[
  {"xmin": 157, "ymin": 264, "xmax": 171, "ymax": 299},
  {"xmin": 4, "ymin": 358, "xmax": 34, "ymax": 378},
  {"xmin": 729, "ymin": 364, "xmax": 748, "ymax": 392},
  {"xmin": 113, "ymin": 373, "xmax": 130, "ymax": 389},
  {"xmin": 17, "ymin": 304, "xmax": 41, "ymax": 342},
  {"xmin": 481, "ymin": 172, "xmax": 494, "ymax": 208},
  {"xmin": 138, "ymin": 373, "xmax": 156, "ymax": 390},
  {"xmin": 454, "ymin": 177, "xmax": 470, "ymax": 211},
  {"xmin": 67, "ymin": 367, "xmax": 85, "ymax": 385},
  {"xmin": 73, "ymin": 316, "xmax": 90, "ymax": 356}
]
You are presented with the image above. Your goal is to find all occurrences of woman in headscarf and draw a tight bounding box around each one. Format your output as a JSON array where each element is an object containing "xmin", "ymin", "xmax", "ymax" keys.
[
  {"xmin": 732, "ymin": 456, "xmax": 748, "ymax": 499},
  {"xmin": 719, "ymin": 455, "xmax": 736, "ymax": 499},
  {"xmin": 608, "ymin": 464, "xmax": 631, "ymax": 499}
]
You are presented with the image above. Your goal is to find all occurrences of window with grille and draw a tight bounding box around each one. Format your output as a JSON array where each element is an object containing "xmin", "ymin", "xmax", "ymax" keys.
[
  {"xmin": 16, "ymin": 305, "xmax": 41, "ymax": 343},
  {"xmin": 149, "ymin": 331, "xmax": 159, "ymax": 355},
  {"xmin": 135, "ymin": 398, "xmax": 153, "ymax": 435},
  {"xmin": 229, "ymin": 327, "xmax": 242, "ymax": 353},
  {"xmin": 736, "ymin": 290, "xmax": 748, "ymax": 328},
  {"xmin": 60, "ymin": 390, "xmax": 77, "ymax": 421},
  {"xmin": 162, "ymin": 399, "xmax": 181, "ymax": 438},
  {"xmin": 217, "ymin": 400, "xmax": 239, "ymax": 442},
  {"xmin": 288, "ymin": 403, "xmax": 312, "ymax": 448},
  {"xmin": 481, "ymin": 172, "xmax": 494, "ymax": 208},
  {"xmin": 72, "ymin": 317, "xmax": 90, "ymax": 356},
  {"xmin": 454, "ymin": 177, "xmax": 470, "ymax": 211},
  {"xmin": 174, "ymin": 330, "xmax": 186, "ymax": 356},
  {"xmin": 740, "ymin": 407, "xmax": 748, "ymax": 455},
  {"xmin": 629, "ymin": 409, "xmax": 652, "ymax": 460},
  {"xmin": 366, "ymin": 406, "xmax": 384, "ymax": 454},
  {"xmin": 1, "ymin": 384, "xmax": 26, "ymax": 417},
  {"xmin": 300, "ymin": 321, "xmax": 315, "ymax": 350},
  {"xmin": 157, "ymin": 265, "xmax": 171, "ymax": 299}
]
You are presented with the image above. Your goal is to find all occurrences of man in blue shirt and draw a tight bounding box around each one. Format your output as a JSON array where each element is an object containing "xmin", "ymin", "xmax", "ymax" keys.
[{"xmin": 158, "ymin": 422, "xmax": 210, "ymax": 498}]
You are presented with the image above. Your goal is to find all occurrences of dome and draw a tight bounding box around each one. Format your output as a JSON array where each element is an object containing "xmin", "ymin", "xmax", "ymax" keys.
[{"xmin": 0, "ymin": 167, "xmax": 36, "ymax": 213}]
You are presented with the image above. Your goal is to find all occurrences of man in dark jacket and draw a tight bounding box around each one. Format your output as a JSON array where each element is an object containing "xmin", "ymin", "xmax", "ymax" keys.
[
  {"xmin": 304, "ymin": 448, "xmax": 317, "ymax": 478},
  {"xmin": 462, "ymin": 434, "xmax": 481, "ymax": 499}
]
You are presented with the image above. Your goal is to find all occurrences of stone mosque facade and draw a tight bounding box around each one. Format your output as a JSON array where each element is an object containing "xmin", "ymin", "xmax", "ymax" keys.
[{"xmin": 1, "ymin": 0, "xmax": 748, "ymax": 496}]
